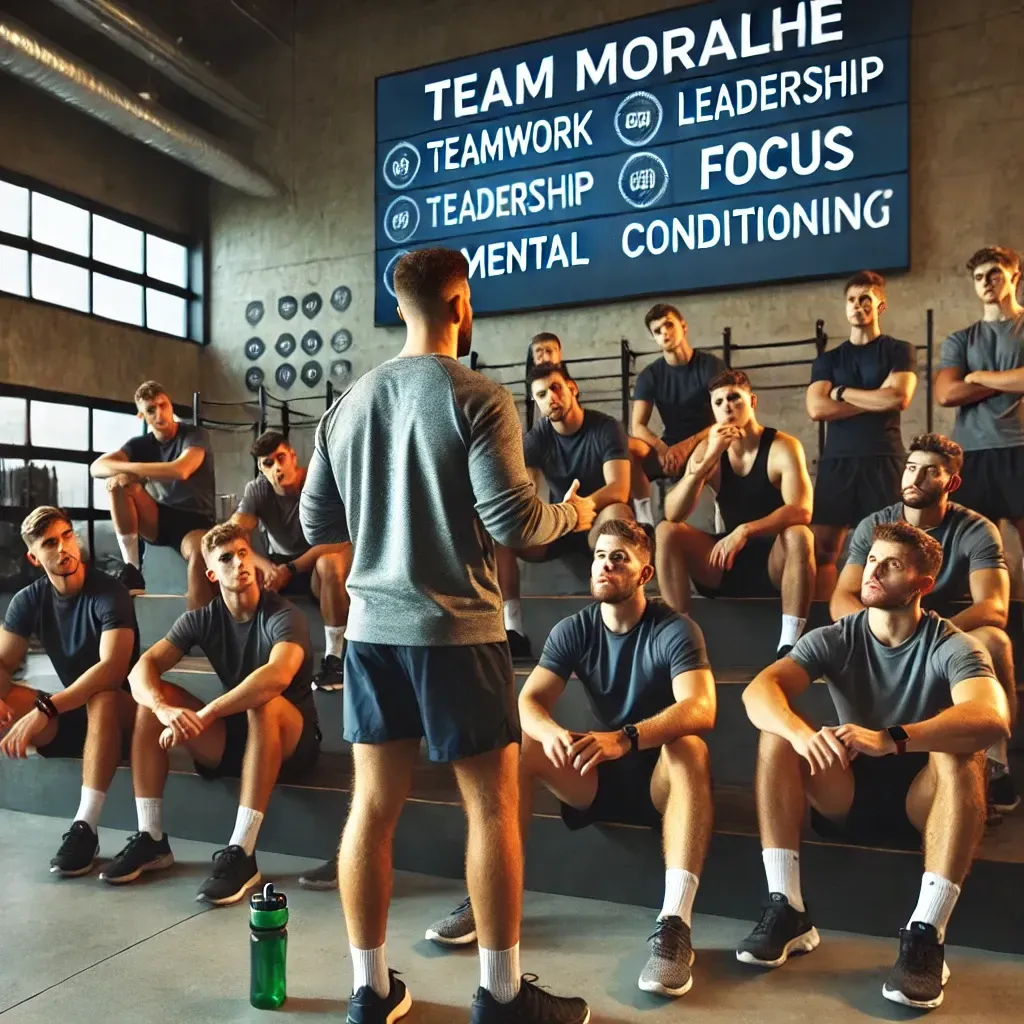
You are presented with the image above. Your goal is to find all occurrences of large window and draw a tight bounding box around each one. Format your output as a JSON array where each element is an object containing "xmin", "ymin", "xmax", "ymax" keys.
[{"xmin": 0, "ymin": 171, "xmax": 203, "ymax": 342}]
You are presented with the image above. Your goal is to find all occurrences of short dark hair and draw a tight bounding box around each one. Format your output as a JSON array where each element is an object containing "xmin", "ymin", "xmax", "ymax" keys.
[
  {"xmin": 20, "ymin": 505, "xmax": 72, "ymax": 548},
  {"xmin": 644, "ymin": 303, "xmax": 683, "ymax": 331},
  {"xmin": 596, "ymin": 517, "xmax": 654, "ymax": 565},
  {"xmin": 708, "ymin": 369, "xmax": 752, "ymax": 393},
  {"xmin": 250, "ymin": 430, "xmax": 289, "ymax": 459},
  {"xmin": 134, "ymin": 380, "xmax": 167, "ymax": 406},
  {"xmin": 844, "ymin": 270, "xmax": 886, "ymax": 297},
  {"xmin": 392, "ymin": 247, "xmax": 469, "ymax": 312},
  {"xmin": 908, "ymin": 433, "xmax": 964, "ymax": 476},
  {"xmin": 872, "ymin": 521, "xmax": 943, "ymax": 578},
  {"xmin": 528, "ymin": 361, "xmax": 574, "ymax": 388},
  {"xmin": 201, "ymin": 521, "xmax": 249, "ymax": 558},
  {"xmin": 531, "ymin": 332, "xmax": 561, "ymax": 349},
  {"xmin": 966, "ymin": 246, "xmax": 1022, "ymax": 276}
]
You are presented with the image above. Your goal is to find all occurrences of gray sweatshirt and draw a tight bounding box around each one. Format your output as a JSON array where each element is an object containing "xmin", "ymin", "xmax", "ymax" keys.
[{"xmin": 299, "ymin": 354, "xmax": 578, "ymax": 646}]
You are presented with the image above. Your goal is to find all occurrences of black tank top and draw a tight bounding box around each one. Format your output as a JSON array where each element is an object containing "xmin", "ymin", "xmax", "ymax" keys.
[{"xmin": 717, "ymin": 427, "xmax": 782, "ymax": 535}]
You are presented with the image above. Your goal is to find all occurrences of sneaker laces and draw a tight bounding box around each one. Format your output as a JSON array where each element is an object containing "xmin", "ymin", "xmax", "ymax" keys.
[
  {"xmin": 647, "ymin": 916, "xmax": 688, "ymax": 959},
  {"xmin": 750, "ymin": 903, "xmax": 788, "ymax": 937},
  {"xmin": 210, "ymin": 845, "xmax": 248, "ymax": 877},
  {"xmin": 58, "ymin": 821, "xmax": 94, "ymax": 849},
  {"xmin": 111, "ymin": 831, "xmax": 148, "ymax": 858},
  {"xmin": 450, "ymin": 896, "xmax": 473, "ymax": 917}
]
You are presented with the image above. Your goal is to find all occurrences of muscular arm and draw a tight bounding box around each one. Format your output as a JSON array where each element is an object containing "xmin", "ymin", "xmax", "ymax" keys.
[
  {"xmin": 742, "ymin": 434, "xmax": 813, "ymax": 540},
  {"xmin": 963, "ymin": 367, "xmax": 1024, "ymax": 394},
  {"xmin": 91, "ymin": 446, "xmax": 206, "ymax": 482},
  {"xmin": 631, "ymin": 399, "xmax": 665, "ymax": 453},
  {"xmin": 742, "ymin": 658, "xmax": 815, "ymax": 746},
  {"xmin": 50, "ymin": 628, "xmax": 135, "ymax": 715},
  {"xmin": 0, "ymin": 629, "xmax": 29, "ymax": 700},
  {"xmin": 806, "ymin": 380, "xmax": 864, "ymax": 422},
  {"xmin": 129, "ymin": 639, "xmax": 185, "ymax": 709},
  {"xmin": 831, "ymin": 562, "xmax": 866, "ymax": 620},
  {"xmin": 934, "ymin": 367, "xmax": 997, "ymax": 408},
  {"xmin": 663, "ymin": 439, "xmax": 719, "ymax": 522},
  {"xmin": 904, "ymin": 676, "xmax": 1010, "ymax": 754},
  {"xmin": 632, "ymin": 668, "xmax": 716, "ymax": 749},
  {"xmin": 949, "ymin": 567, "xmax": 1009, "ymax": 632},
  {"xmin": 587, "ymin": 458, "xmax": 630, "ymax": 510},
  {"xmin": 198, "ymin": 641, "xmax": 303, "ymax": 721},
  {"xmin": 840, "ymin": 370, "xmax": 917, "ymax": 413},
  {"xmin": 518, "ymin": 665, "xmax": 569, "ymax": 743}
]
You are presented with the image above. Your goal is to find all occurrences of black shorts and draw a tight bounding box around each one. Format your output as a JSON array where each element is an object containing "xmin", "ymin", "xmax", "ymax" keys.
[
  {"xmin": 343, "ymin": 640, "xmax": 520, "ymax": 762},
  {"xmin": 541, "ymin": 530, "xmax": 592, "ymax": 560},
  {"xmin": 194, "ymin": 700, "xmax": 321, "ymax": 782},
  {"xmin": 561, "ymin": 748, "xmax": 662, "ymax": 831},
  {"xmin": 155, "ymin": 506, "xmax": 215, "ymax": 551},
  {"xmin": 811, "ymin": 455, "xmax": 903, "ymax": 528},
  {"xmin": 956, "ymin": 448, "xmax": 1024, "ymax": 522},
  {"xmin": 36, "ymin": 705, "xmax": 88, "ymax": 760},
  {"xmin": 693, "ymin": 538, "xmax": 776, "ymax": 598},
  {"xmin": 269, "ymin": 552, "xmax": 315, "ymax": 597},
  {"xmin": 810, "ymin": 752, "xmax": 929, "ymax": 849}
]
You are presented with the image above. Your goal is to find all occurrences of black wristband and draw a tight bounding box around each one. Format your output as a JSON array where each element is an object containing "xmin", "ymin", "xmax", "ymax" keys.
[
  {"xmin": 34, "ymin": 691, "xmax": 58, "ymax": 720},
  {"xmin": 623, "ymin": 723, "xmax": 640, "ymax": 753},
  {"xmin": 285, "ymin": 561, "xmax": 297, "ymax": 575},
  {"xmin": 834, "ymin": 385, "xmax": 847, "ymax": 402}
]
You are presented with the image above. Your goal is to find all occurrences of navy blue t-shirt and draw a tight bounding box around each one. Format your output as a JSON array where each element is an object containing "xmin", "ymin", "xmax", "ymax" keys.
[
  {"xmin": 633, "ymin": 350, "xmax": 726, "ymax": 446},
  {"xmin": 539, "ymin": 600, "xmax": 710, "ymax": 729},
  {"xmin": 3, "ymin": 569, "xmax": 140, "ymax": 688},
  {"xmin": 810, "ymin": 335, "xmax": 916, "ymax": 459}
]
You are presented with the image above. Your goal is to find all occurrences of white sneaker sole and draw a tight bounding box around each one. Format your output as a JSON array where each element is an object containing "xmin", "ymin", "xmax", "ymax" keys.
[
  {"xmin": 345, "ymin": 987, "xmax": 412, "ymax": 1023},
  {"xmin": 736, "ymin": 926, "xmax": 820, "ymax": 968},
  {"xmin": 196, "ymin": 869, "xmax": 262, "ymax": 906},
  {"xmin": 99, "ymin": 852, "xmax": 175, "ymax": 885},
  {"xmin": 882, "ymin": 960, "xmax": 951, "ymax": 1009},
  {"xmin": 298, "ymin": 875, "xmax": 338, "ymax": 891},
  {"xmin": 312, "ymin": 682, "xmax": 343, "ymax": 692},
  {"xmin": 51, "ymin": 856, "xmax": 99, "ymax": 878},
  {"xmin": 991, "ymin": 795, "xmax": 1021, "ymax": 814},
  {"xmin": 424, "ymin": 926, "xmax": 477, "ymax": 946},
  {"xmin": 638, "ymin": 949, "xmax": 696, "ymax": 997}
]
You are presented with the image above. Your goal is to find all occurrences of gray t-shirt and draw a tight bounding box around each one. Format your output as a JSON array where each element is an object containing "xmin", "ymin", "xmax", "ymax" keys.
[
  {"xmin": 789, "ymin": 610, "xmax": 995, "ymax": 729},
  {"xmin": 165, "ymin": 589, "xmax": 315, "ymax": 708},
  {"xmin": 238, "ymin": 475, "xmax": 308, "ymax": 558},
  {"xmin": 846, "ymin": 502, "xmax": 1006, "ymax": 615},
  {"xmin": 938, "ymin": 315, "xmax": 1024, "ymax": 450},
  {"xmin": 121, "ymin": 423, "xmax": 216, "ymax": 519},
  {"xmin": 539, "ymin": 600, "xmax": 710, "ymax": 729},
  {"xmin": 300, "ymin": 355, "xmax": 576, "ymax": 647}
]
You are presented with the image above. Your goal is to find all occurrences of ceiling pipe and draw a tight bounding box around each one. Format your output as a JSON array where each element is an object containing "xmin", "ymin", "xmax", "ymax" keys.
[
  {"xmin": 46, "ymin": 0, "xmax": 265, "ymax": 128},
  {"xmin": 0, "ymin": 15, "xmax": 279, "ymax": 197}
]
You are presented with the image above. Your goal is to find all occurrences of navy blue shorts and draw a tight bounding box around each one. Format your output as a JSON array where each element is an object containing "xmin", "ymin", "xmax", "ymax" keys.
[{"xmin": 343, "ymin": 640, "xmax": 521, "ymax": 762}]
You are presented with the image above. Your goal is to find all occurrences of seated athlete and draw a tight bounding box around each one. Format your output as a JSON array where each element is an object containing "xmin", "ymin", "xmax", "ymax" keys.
[
  {"xmin": 90, "ymin": 381, "xmax": 217, "ymax": 610},
  {"xmin": 499, "ymin": 361, "xmax": 633, "ymax": 659},
  {"xmin": 233, "ymin": 429, "xmax": 352, "ymax": 692},
  {"xmin": 0, "ymin": 507, "xmax": 138, "ymax": 876},
  {"xmin": 528, "ymin": 331, "xmax": 563, "ymax": 370},
  {"xmin": 831, "ymin": 433, "xmax": 1018, "ymax": 814},
  {"xmin": 630, "ymin": 303, "xmax": 726, "ymax": 528},
  {"xmin": 426, "ymin": 518, "xmax": 716, "ymax": 999},
  {"xmin": 738, "ymin": 521, "xmax": 1008, "ymax": 1010},
  {"xmin": 656, "ymin": 370, "xmax": 815, "ymax": 659},
  {"xmin": 100, "ymin": 522, "xmax": 321, "ymax": 905}
]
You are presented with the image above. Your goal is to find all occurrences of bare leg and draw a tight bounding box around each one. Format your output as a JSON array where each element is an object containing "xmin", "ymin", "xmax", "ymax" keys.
[
  {"xmin": 180, "ymin": 529, "xmax": 215, "ymax": 611},
  {"xmin": 518, "ymin": 733, "xmax": 597, "ymax": 845},
  {"xmin": 312, "ymin": 547, "xmax": 352, "ymax": 628},
  {"xmin": 80, "ymin": 689, "xmax": 134, "ymax": 794},
  {"xmin": 651, "ymin": 735, "xmax": 713, "ymax": 874},
  {"xmin": 338, "ymin": 739, "xmax": 419, "ymax": 948},
  {"xmin": 588, "ymin": 502, "xmax": 635, "ymax": 546},
  {"xmin": 655, "ymin": 521, "xmax": 721, "ymax": 615},
  {"xmin": 811, "ymin": 525, "xmax": 847, "ymax": 603},
  {"xmin": 107, "ymin": 480, "xmax": 159, "ymax": 542},
  {"xmin": 768, "ymin": 525, "xmax": 816, "ymax": 620},
  {"xmin": 237, "ymin": 696, "xmax": 304, "ymax": 813},
  {"xmin": 629, "ymin": 437, "xmax": 654, "ymax": 503}
]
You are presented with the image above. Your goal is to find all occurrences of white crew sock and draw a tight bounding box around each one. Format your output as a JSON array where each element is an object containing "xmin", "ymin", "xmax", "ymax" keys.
[
  {"xmin": 659, "ymin": 868, "xmax": 700, "ymax": 926},
  {"xmin": 635, "ymin": 497, "xmax": 655, "ymax": 527},
  {"xmin": 987, "ymin": 738, "xmax": 1009, "ymax": 768},
  {"xmin": 908, "ymin": 872, "xmax": 961, "ymax": 942},
  {"xmin": 228, "ymin": 806, "xmax": 264, "ymax": 856},
  {"xmin": 73, "ymin": 787, "xmax": 106, "ymax": 831},
  {"xmin": 351, "ymin": 944, "xmax": 390, "ymax": 998},
  {"xmin": 324, "ymin": 625, "xmax": 346, "ymax": 659},
  {"xmin": 480, "ymin": 945, "xmax": 521, "ymax": 1004},
  {"xmin": 136, "ymin": 797, "xmax": 163, "ymax": 841},
  {"xmin": 503, "ymin": 599, "xmax": 524, "ymax": 636},
  {"xmin": 763, "ymin": 848, "xmax": 804, "ymax": 912},
  {"xmin": 117, "ymin": 532, "xmax": 140, "ymax": 569},
  {"xmin": 778, "ymin": 615, "xmax": 807, "ymax": 653}
]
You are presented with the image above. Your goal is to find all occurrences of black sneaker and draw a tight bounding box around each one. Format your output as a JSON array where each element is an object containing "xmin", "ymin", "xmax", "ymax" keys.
[
  {"xmin": 99, "ymin": 831, "xmax": 174, "ymax": 884},
  {"xmin": 425, "ymin": 895, "xmax": 476, "ymax": 946},
  {"xmin": 195, "ymin": 845, "xmax": 261, "ymax": 906},
  {"xmin": 638, "ymin": 916, "xmax": 694, "ymax": 997},
  {"xmin": 117, "ymin": 563, "xmax": 146, "ymax": 596},
  {"xmin": 312, "ymin": 654, "xmax": 344, "ymax": 692},
  {"xmin": 736, "ymin": 893, "xmax": 820, "ymax": 968},
  {"xmin": 470, "ymin": 975, "xmax": 590, "ymax": 1023},
  {"xmin": 49, "ymin": 820, "xmax": 99, "ymax": 877},
  {"xmin": 346, "ymin": 970, "xmax": 412, "ymax": 1023},
  {"xmin": 298, "ymin": 857, "xmax": 337, "ymax": 891},
  {"xmin": 507, "ymin": 629, "xmax": 533, "ymax": 661},
  {"xmin": 987, "ymin": 759, "xmax": 1020, "ymax": 814},
  {"xmin": 882, "ymin": 922, "xmax": 950, "ymax": 1009},
  {"xmin": 776, "ymin": 644, "xmax": 794, "ymax": 660}
]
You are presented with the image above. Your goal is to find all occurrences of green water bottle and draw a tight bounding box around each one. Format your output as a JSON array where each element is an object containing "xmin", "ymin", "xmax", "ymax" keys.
[{"xmin": 249, "ymin": 882, "xmax": 288, "ymax": 1009}]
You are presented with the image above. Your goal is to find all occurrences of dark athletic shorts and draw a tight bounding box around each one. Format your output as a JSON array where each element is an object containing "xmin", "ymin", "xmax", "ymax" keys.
[
  {"xmin": 269, "ymin": 552, "xmax": 315, "ymax": 597},
  {"xmin": 811, "ymin": 455, "xmax": 903, "ymax": 528},
  {"xmin": 955, "ymin": 448, "xmax": 1024, "ymax": 522},
  {"xmin": 541, "ymin": 530, "xmax": 592, "ymax": 560},
  {"xmin": 35, "ymin": 688, "xmax": 133, "ymax": 761},
  {"xmin": 810, "ymin": 751, "xmax": 929, "ymax": 849},
  {"xmin": 561, "ymin": 747, "xmax": 662, "ymax": 831},
  {"xmin": 155, "ymin": 505, "xmax": 215, "ymax": 552},
  {"xmin": 194, "ymin": 699, "xmax": 321, "ymax": 782},
  {"xmin": 343, "ymin": 640, "xmax": 521, "ymax": 762},
  {"xmin": 693, "ymin": 537, "xmax": 776, "ymax": 598}
]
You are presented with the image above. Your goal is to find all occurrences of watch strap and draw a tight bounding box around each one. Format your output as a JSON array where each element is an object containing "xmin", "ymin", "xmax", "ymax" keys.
[
  {"xmin": 34, "ymin": 690, "xmax": 58, "ymax": 720},
  {"xmin": 623, "ymin": 724, "xmax": 640, "ymax": 753},
  {"xmin": 835, "ymin": 385, "xmax": 847, "ymax": 402},
  {"xmin": 886, "ymin": 726, "xmax": 908, "ymax": 755}
]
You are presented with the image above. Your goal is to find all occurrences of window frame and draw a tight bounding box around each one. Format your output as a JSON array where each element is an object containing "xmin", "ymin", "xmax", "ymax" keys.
[{"xmin": 0, "ymin": 167, "xmax": 206, "ymax": 345}]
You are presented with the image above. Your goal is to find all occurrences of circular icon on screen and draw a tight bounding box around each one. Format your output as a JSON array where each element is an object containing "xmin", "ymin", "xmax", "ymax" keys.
[
  {"xmin": 245, "ymin": 301, "xmax": 264, "ymax": 326},
  {"xmin": 245, "ymin": 367, "xmax": 265, "ymax": 392},
  {"xmin": 275, "ymin": 363, "xmax": 297, "ymax": 390},
  {"xmin": 244, "ymin": 337, "xmax": 265, "ymax": 361},
  {"xmin": 301, "ymin": 330, "xmax": 323, "ymax": 355},
  {"xmin": 330, "ymin": 286, "xmax": 352, "ymax": 312},
  {"xmin": 301, "ymin": 361, "xmax": 323, "ymax": 388},
  {"xmin": 618, "ymin": 152, "xmax": 669, "ymax": 209},
  {"xmin": 383, "ymin": 250, "xmax": 410, "ymax": 299},
  {"xmin": 278, "ymin": 295, "xmax": 298, "ymax": 320},
  {"xmin": 301, "ymin": 292, "xmax": 322, "ymax": 319},
  {"xmin": 331, "ymin": 329, "xmax": 353, "ymax": 353},
  {"xmin": 383, "ymin": 196, "xmax": 420, "ymax": 245},
  {"xmin": 330, "ymin": 359, "xmax": 353, "ymax": 381},
  {"xmin": 275, "ymin": 333, "xmax": 296, "ymax": 357},
  {"xmin": 614, "ymin": 91, "xmax": 663, "ymax": 148},
  {"xmin": 381, "ymin": 141, "xmax": 421, "ymax": 190}
]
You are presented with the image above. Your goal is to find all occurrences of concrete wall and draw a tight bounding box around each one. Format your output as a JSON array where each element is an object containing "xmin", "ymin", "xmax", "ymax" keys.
[
  {"xmin": 0, "ymin": 77, "xmax": 207, "ymax": 404},
  {"xmin": 206, "ymin": 0, "xmax": 1024, "ymax": 497}
]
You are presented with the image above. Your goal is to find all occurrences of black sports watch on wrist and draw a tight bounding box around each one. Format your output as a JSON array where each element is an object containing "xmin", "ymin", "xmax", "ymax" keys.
[
  {"xmin": 34, "ymin": 691, "xmax": 58, "ymax": 721},
  {"xmin": 834, "ymin": 385, "xmax": 848, "ymax": 402},
  {"xmin": 623, "ymin": 724, "xmax": 640, "ymax": 754},
  {"xmin": 886, "ymin": 725, "xmax": 909, "ymax": 755},
  {"xmin": 285, "ymin": 561, "xmax": 297, "ymax": 576}
]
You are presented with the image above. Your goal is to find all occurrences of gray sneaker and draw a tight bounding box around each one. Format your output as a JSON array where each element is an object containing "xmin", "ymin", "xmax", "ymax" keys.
[
  {"xmin": 638, "ymin": 916, "xmax": 694, "ymax": 997},
  {"xmin": 425, "ymin": 895, "xmax": 477, "ymax": 946},
  {"xmin": 298, "ymin": 858, "xmax": 337, "ymax": 891}
]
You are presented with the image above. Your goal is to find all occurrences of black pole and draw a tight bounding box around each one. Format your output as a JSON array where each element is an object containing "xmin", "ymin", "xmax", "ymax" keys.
[
  {"xmin": 325, "ymin": 380, "xmax": 334, "ymax": 411},
  {"xmin": 258, "ymin": 385, "xmax": 268, "ymax": 435},
  {"xmin": 281, "ymin": 401, "xmax": 290, "ymax": 441},
  {"xmin": 814, "ymin": 320, "xmax": 827, "ymax": 463},
  {"xmin": 722, "ymin": 326, "xmax": 733, "ymax": 368},
  {"xmin": 620, "ymin": 338, "xmax": 631, "ymax": 430},
  {"xmin": 926, "ymin": 308, "xmax": 935, "ymax": 433},
  {"xmin": 192, "ymin": 391, "xmax": 200, "ymax": 426}
]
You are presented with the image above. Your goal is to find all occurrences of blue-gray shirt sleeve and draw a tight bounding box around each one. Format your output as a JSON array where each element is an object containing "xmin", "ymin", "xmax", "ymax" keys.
[
  {"xmin": 2, "ymin": 587, "xmax": 36, "ymax": 639},
  {"xmin": 657, "ymin": 614, "xmax": 711, "ymax": 676},
  {"xmin": 183, "ymin": 426, "xmax": 212, "ymax": 453},
  {"xmin": 937, "ymin": 330, "xmax": 968, "ymax": 371},
  {"xmin": 299, "ymin": 418, "xmax": 350, "ymax": 546},
  {"xmin": 788, "ymin": 622, "xmax": 843, "ymax": 680},
  {"xmin": 809, "ymin": 349, "xmax": 833, "ymax": 384},
  {"xmin": 963, "ymin": 515, "xmax": 1007, "ymax": 573},
  {"xmin": 600, "ymin": 416, "xmax": 629, "ymax": 462},
  {"xmin": 97, "ymin": 584, "xmax": 136, "ymax": 633},
  {"xmin": 522, "ymin": 424, "xmax": 544, "ymax": 469},
  {"xmin": 935, "ymin": 630, "xmax": 997, "ymax": 687},
  {"xmin": 165, "ymin": 609, "xmax": 201, "ymax": 653},
  {"xmin": 238, "ymin": 479, "xmax": 263, "ymax": 520},
  {"xmin": 538, "ymin": 616, "xmax": 583, "ymax": 680},
  {"xmin": 633, "ymin": 364, "xmax": 657, "ymax": 403},
  {"xmin": 845, "ymin": 515, "xmax": 877, "ymax": 567},
  {"xmin": 267, "ymin": 601, "xmax": 311, "ymax": 653}
]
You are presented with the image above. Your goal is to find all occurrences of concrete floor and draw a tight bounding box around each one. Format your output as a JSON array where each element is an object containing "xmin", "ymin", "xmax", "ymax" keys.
[{"xmin": 1, "ymin": 810, "xmax": 1022, "ymax": 1023}]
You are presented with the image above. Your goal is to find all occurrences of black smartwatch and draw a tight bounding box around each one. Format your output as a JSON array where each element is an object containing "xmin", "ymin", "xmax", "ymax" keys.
[
  {"xmin": 34, "ymin": 690, "xmax": 58, "ymax": 721},
  {"xmin": 834, "ymin": 385, "xmax": 848, "ymax": 402},
  {"xmin": 623, "ymin": 724, "xmax": 640, "ymax": 754},
  {"xmin": 284, "ymin": 561, "xmax": 297, "ymax": 576},
  {"xmin": 886, "ymin": 725, "xmax": 909, "ymax": 755}
]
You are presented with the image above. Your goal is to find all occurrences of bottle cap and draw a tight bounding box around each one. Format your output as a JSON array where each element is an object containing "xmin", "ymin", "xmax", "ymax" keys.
[{"xmin": 250, "ymin": 881, "xmax": 289, "ymax": 929}]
